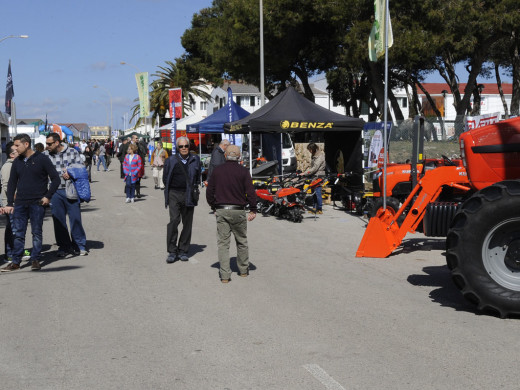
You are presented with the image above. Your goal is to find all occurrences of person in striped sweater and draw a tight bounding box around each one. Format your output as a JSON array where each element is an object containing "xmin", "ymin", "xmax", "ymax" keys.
[{"xmin": 123, "ymin": 143, "xmax": 143, "ymax": 203}]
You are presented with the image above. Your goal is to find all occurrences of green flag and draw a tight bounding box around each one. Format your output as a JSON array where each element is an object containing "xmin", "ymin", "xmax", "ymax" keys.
[
  {"xmin": 368, "ymin": 0, "xmax": 393, "ymax": 61},
  {"xmin": 135, "ymin": 72, "xmax": 150, "ymax": 117}
]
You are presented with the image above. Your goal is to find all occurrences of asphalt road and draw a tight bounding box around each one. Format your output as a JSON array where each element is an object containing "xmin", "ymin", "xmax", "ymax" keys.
[{"xmin": 1, "ymin": 162, "xmax": 519, "ymax": 390}]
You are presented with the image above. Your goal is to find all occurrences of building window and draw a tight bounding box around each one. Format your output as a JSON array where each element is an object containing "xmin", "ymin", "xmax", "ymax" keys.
[
  {"xmin": 200, "ymin": 101, "xmax": 207, "ymax": 111},
  {"xmin": 220, "ymin": 97, "xmax": 225, "ymax": 108},
  {"xmin": 236, "ymin": 96, "xmax": 241, "ymax": 106},
  {"xmin": 190, "ymin": 101, "xmax": 196, "ymax": 111},
  {"xmin": 250, "ymin": 96, "xmax": 255, "ymax": 107},
  {"xmin": 401, "ymin": 97, "xmax": 408, "ymax": 108}
]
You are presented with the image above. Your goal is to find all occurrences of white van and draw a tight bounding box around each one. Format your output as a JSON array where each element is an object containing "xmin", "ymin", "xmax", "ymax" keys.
[
  {"xmin": 281, "ymin": 133, "xmax": 297, "ymax": 172},
  {"xmin": 242, "ymin": 133, "xmax": 296, "ymax": 172}
]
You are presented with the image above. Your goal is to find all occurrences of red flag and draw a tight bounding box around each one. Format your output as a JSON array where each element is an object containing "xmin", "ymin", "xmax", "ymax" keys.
[{"xmin": 168, "ymin": 88, "xmax": 183, "ymax": 120}]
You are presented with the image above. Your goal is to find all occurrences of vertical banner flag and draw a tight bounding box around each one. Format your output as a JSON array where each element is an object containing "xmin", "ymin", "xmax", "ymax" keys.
[
  {"xmin": 135, "ymin": 72, "xmax": 150, "ymax": 118},
  {"xmin": 227, "ymin": 87, "xmax": 236, "ymax": 144},
  {"xmin": 368, "ymin": 0, "xmax": 393, "ymax": 61},
  {"xmin": 5, "ymin": 60, "xmax": 14, "ymax": 115},
  {"xmin": 169, "ymin": 88, "xmax": 182, "ymax": 155}
]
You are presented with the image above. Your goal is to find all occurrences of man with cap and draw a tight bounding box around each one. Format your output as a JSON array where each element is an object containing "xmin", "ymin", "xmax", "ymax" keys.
[{"xmin": 206, "ymin": 144, "xmax": 257, "ymax": 283}]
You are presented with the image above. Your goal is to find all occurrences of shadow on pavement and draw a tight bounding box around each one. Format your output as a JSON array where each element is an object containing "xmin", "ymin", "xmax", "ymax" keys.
[
  {"xmin": 86, "ymin": 240, "xmax": 104, "ymax": 250},
  {"xmin": 407, "ymin": 265, "xmax": 479, "ymax": 315},
  {"xmin": 390, "ymin": 237, "xmax": 445, "ymax": 257},
  {"xmin": 38, "ymin": 265, "xmax": 83, "ymax": 272},
  {"xmin": 80, "ymin": 207, "xmax": 99, "ymax": 213},
  {"xmin": 211, "ymin": 258, "xmax": 257, "ymax": 273},
  {"xmin": 189, "ymin": 243, "xmax": 207, "ymax": 256}
]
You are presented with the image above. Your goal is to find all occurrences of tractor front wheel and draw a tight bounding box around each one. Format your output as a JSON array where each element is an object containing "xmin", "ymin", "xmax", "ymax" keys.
[
  {"xmin": 446, "ymin": 180, "xmax": 520, "ymax": 318},
  {"xmin": 369, "ymin": 197, "xmax": 401, "ymax": 219}
]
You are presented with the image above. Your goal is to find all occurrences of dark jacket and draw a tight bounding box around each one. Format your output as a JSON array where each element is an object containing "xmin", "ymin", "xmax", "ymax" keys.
[
  {"xmin": 118, "ymin": 142, "xmax": 129, "ymax": 162},
  {"xmin": 83, "ymin": 148, "xmax": 94, "ymax": 165},
  {"xmin": 163, "ymin": 153, "xmax": 201, "ymax": 208},
  {"xmin": 7, "ymin": 151, "xmax": 60, "ymax": 206},
  {"xmin": 206, "ymin": 160, "xmax": 257, "ymax": 212},
  {"xmin": 207, "ymin": 146, "xmax": 226, "ymax": 183}
]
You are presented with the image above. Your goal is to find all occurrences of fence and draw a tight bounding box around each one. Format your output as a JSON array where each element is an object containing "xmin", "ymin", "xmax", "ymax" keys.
[{"xmin": 364, "ymin": 117, "xmax": 466, "ymax": 166}]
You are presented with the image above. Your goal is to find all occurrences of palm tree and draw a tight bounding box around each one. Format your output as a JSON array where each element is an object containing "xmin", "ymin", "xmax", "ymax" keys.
[{"xmin": 130, "ymin": 59, "xmax": 213, "ymax": 127}]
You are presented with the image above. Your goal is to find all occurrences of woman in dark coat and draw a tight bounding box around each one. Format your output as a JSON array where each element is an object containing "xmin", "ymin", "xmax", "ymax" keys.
[{"xmin": 83, "ymin": 145, "xmax": 94, "ymax": 183}]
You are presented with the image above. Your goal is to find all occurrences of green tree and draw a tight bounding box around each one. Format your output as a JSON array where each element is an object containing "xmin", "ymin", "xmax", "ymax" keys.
[{"xmin": 181, "ymin": 0, "xmax": 347, "ymax": 101}]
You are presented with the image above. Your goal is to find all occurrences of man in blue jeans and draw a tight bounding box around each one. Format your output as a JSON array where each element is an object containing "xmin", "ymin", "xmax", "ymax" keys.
[
  {"xmin": 1, "ymin": 134, "xmax": 60, "ymax": 272},
  {"xmin": 45, "ymin": 133, "xmax": 89, "ymax": 257}
]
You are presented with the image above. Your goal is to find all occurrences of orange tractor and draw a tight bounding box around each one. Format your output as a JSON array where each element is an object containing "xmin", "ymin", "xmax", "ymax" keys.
[{"xmin": 357, "ymin": 116, "xmax": 520, "ymax": 317}]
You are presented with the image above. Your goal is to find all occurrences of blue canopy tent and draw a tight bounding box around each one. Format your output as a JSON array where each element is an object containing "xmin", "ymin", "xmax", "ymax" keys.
[
  {"xmin": 186, "ymin": 87, "xmax": 253, "ymax": 172},
  {"xmin": 186, "ymin": 96, "xmax": 250, "ymax": 134}
]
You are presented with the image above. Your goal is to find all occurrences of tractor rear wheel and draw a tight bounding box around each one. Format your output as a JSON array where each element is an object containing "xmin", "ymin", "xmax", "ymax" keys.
[{"xmin": 446, "ymin": 180, "xmax": 520, "ymax": 318}]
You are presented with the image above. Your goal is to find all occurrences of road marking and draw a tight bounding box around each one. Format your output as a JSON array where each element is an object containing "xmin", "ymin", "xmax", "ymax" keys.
[{"xmin": 303, "ymin": 364, "xmax": 346, "ymax": 390}]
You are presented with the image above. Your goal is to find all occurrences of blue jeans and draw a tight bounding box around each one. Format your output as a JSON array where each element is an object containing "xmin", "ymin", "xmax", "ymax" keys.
[
  {"xmin": 51, "ymin": 189, "xmax": 87, "ymax": 252},
  {"xmin": 313, "ymin": 186, "xmax": 322, "ymax": 211},
  {"xmin": 12, "ymin": 202, "xmax": 46, "ymax": 264},
  {"xmin": 97, "ymin": 155, "xmax": 107, "ymax": 171},
  {"xmin": 125, "ymin": 176, "xmax": 136, "ymax": 199}
]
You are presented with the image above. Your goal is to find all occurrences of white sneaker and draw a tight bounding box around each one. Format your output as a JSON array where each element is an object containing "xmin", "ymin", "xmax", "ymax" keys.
[
  {"xmin": 22, "ymin": 250, "xmax": 31, "ymax": 261},
  {"xmin": 125, "ymin": 198, "xmax": 130, "ymax": 203},
  {"xmin": 131, "ymin": 198, "xmax": 135, "ymax": 203}
]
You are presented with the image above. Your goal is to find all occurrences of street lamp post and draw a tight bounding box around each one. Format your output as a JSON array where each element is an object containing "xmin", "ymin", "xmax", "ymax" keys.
[
  {"xmin": 120, "ymin": 61, "xmax": 140, "ymax": 73},
  {"xmin": 93, "ymin": 85, "xmax": 113, "ymax": 137},
  {"xmin": 0, "ymin": 35, "xmax": 29, "ymax": 44}
]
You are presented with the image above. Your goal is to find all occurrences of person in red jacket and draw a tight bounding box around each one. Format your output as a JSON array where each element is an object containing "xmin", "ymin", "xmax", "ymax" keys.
[{"xmin": 123, "ymin": 143, "xmax": 143, "ymax": 203}]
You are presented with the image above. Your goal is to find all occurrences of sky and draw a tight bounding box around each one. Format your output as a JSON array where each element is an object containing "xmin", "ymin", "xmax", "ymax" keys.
[
  {"xmin": 1, "ymin": 0, "xmax": 214, "ymax": 129},
  {"xmin": 1, "ymin": 0, "xmax": 512, "ymax": 131}
]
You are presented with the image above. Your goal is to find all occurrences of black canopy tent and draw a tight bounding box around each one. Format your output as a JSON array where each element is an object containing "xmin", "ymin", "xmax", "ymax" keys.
[
  {"xmin": 224, "ymin": 87, "xmax": 364, "ymax": 133},
  {"xmin": 224, "ymin": 86, "xmax": 365, "ymax": 175}
]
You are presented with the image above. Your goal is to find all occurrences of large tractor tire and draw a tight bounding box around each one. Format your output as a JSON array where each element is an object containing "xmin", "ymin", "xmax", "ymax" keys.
[{"xmin": 446, "ymin": 181, "xmax": 520, "ymax": 318}]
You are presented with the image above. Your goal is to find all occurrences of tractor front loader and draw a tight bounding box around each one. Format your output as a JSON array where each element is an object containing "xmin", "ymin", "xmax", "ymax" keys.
[{"xmin": 357, "ymin": 116, "xmax": 520, "ymax": 317}]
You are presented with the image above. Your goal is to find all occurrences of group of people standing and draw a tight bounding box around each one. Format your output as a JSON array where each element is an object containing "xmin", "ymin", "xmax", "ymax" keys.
[
  {"xmin": 163, "ymin": 136, "xmax": 257, "ymax": 283},
  {"xmin": 0, "ymin": 131, "xmax": 325, "ymax": 283},
  {"xmin": 1, "ymin": 133, "xmax": 88, "ymax": 272}
]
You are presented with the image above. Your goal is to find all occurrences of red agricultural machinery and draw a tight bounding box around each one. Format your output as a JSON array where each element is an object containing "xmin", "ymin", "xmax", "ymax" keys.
[{"xmin": 357, "ymin": 116, "xmax": 520, "ymax": 317}]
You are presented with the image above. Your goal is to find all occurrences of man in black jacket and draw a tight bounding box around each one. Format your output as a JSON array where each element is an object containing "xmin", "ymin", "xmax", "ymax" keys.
[
  {"xmin": 1, "ymin": 134, "xmax": 60, "ymax": 272},
  {"xmin": 206, "ymin": 145, "xmax": 256, "ymax": 283},
  {"xmin": 204, "ymin": 139, "xmax": 230, "ymax": 186},
  {"xmin": 163, "ymin": 136, "xmax": 201, "ymax": 263}
]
